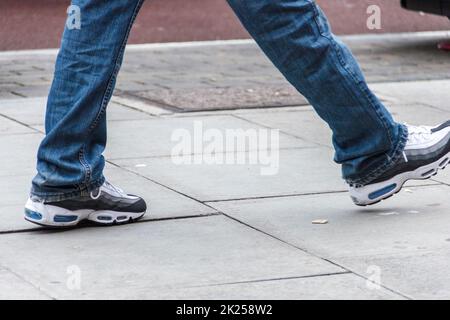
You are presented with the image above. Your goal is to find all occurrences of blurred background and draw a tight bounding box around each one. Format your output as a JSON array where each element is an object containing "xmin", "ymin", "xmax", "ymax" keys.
[{"xmin": 0, "ymin": 0, "xmax": 449, "ymax": 51}]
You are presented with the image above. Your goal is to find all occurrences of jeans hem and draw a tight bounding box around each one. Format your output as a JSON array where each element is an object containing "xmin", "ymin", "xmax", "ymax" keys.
[
  {"xmin": 30, "ymin": 176, "xmax": 105, "ymax": 203},
  {"xmin": 345, "ymin": 124, "xmax": 409, "ymax": 187}
]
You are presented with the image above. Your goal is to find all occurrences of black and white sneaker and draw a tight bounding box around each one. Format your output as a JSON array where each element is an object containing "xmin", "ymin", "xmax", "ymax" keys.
[
  {"xmin": 24, "ymin": 181, "xmax": 147, "ymax": 227},
  {"xmin": 349, "ymin": 122, "xmax": 450, "ymax": 206}
]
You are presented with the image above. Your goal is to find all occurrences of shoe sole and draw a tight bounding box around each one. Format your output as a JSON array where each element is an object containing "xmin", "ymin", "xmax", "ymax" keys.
[
  {"xmin": 350, "ymin": 152, "xmax": 450, "ymax": 206},
  {"xmin": 24, "ymin": 201, "xmax": 146, "ymax": 228}
]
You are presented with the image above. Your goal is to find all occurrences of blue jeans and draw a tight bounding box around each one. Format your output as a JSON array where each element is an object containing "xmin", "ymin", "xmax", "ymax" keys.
[{"xmin": 31, "ymin": 0, "xmax": 407, "ymax": 201}]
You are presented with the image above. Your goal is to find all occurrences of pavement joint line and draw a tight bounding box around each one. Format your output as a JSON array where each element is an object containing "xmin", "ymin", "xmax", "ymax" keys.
[
  {"xmin": 0, "ymin": 213, "xmax": 222, "ymax": 235},
  {"xmin": 399, "ymin": 100, "xmax": 450, "ymax": 115},
  {"xmin": 231, "ymin": 113, "xmax": 330, "ymax": 149},
  {"xmin": 1, "ymin": 30, "xmax": 449, "ymax": 57},
  {"xmin": 9, "ymin": 91, "xmax": 27, "ymax": 98},
  {"xmin": 158, "ymin": 105, "xmax": 313, "ymax": 119},
  {"xmin": 371, "ymin": 87, "xmax": 450, "ymax": 115},
  {"xmin": 172, "ymin": 103, "xmax": 310, "ymax": 114},
  {"xmin": 112, "ymin": 94, "xmax": 176, "ymax": 116},
  {"xmin": 372, "ymin": 79, "xmax": 450, "ymax": 86},
  {"xmin": 134, "ymin": 212, "xmax": 221, "ymax": 224},
  {"xmin": 431, "ymin": 178, "xmax": 450, "ymax": 186},
  {"xmin": 149, "ymin": 105, "xmax": 312, "ymax": 119},
  {"xmin": 106, "ymin": 159, "xmax": 222, "ymax": 213},
  {"xmin": 0, "ymin": 227, "xmax": 43, "ymax": 235},
  {"xmin": 0, "ymin": 113, "xmax": 43, "ymax": 134},
  {"xmin": 204, "ymin": 190, "xmax": 350, "ymax": 203},
  {"xmin": 115, "ymin": 90, "xmax": 183, "ymax": 113},
  {"xmin": 0, "ymin": 262, "xmax": 56, "ymax": 300},
  {"xmin": 105, "ymin": 146, "xmax": 318, "ymax": 162},
  {"xmin": 204, "ymin": 182, "xmax": 443, "ymax": 203},
  {"xmin": 0, "ymin": 131, "xmax": 42, "ymax": 137},
  {"xmin": 183, "ymin": 271, "xmax": 352, "ymax": 289},
  {"xmin": 217, "ymin": 210, "xmax": 413, "ymax": 300}
]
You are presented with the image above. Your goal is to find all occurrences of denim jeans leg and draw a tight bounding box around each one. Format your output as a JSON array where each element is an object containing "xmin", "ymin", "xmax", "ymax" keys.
[
  {"xmin": 31, "ymin": 0, "xmax": 145, "ymax": 201},
  {"xmin": 227, "ymin": 0, "xmax": 408, "ymax": 185}
]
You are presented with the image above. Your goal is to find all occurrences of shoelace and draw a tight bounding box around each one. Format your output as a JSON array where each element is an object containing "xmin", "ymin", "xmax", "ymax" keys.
[
  {"xmin": 90, "ymin": 181, "xmax": 127, "ymax": 200},
  {"xmin": 405, "ymin": 124, "xmax": 431, "ymax": 145},
  {"xmin": 104, "ymin": 180, "xmax": 127, "ymax": 197}
]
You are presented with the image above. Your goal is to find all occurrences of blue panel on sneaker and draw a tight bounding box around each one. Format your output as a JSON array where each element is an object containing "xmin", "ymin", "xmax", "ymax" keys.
[
  {"xmin": 54, "ymin": 215, "xmax": 78, "ymax": 223},
  {"xmin": 368, "ymin": 183, "xmax": 397, "ymax": 200},
  {"xmin": 24, "ymin": 209, "xmax": 42, "ymax": 220}
]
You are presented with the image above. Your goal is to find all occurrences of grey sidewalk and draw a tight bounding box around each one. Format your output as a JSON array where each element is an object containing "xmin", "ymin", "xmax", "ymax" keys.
[{"xmin": 1, "ymin": 32, "xmax": 450, "ymax": 299}]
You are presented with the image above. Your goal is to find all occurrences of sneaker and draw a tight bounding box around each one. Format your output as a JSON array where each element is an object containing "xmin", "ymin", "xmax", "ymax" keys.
[
  {"xmin": 349, "ymin": 122, "xmax": 450, "ymax": 206},
  {"xmin": 24, "ymin": 181, "xmax": 147, "ymax": 227}
]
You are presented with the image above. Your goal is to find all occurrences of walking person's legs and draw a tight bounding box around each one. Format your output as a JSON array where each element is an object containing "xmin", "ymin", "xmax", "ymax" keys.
[
  {"xmin": 227, "ymin": 0, "xmax": 450, "ymax": 205},
  {"xmin": 25, "ymin": 0, "xmax": 147, "ymax": 227},
  {"xmin": 26, "ymin": 0, "xmax": 450, "ymax": 228}
]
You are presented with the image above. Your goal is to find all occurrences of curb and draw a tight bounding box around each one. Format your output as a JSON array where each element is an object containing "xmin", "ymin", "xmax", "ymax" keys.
[{"xmin": 0, "ymin": 30, "xmax": 449, "ymax": 57}]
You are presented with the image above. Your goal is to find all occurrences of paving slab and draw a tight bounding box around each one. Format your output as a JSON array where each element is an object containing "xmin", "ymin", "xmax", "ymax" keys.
[
  {"xmin": 112, "ymin": 147, "xmax": 343, "ymax": 201},
  {"xmin": 0, "ymin": 216, "xmax": 343, "ymax": 299},
  {"xmin": 150, "ymin": 272, "xmax": 402, "ymax": 300},
  {"xmin": 0, "ymin": 267, "xmax": 50, "ymax": 300},
  {"xmin": 0, "ymin": 133, "xmax": 42, "ymax": 177},
  {"xmin": 0, "ymin": 97, "xmax": 153, "ymax": 126},
  {"xmin": 105, "ymin": 115, "xmax": 313, "ymax": 160},
  {"xmin": 209, "ymin": 185, "xmax": 450, "ymax": 258},
  {"xmin": 209, "ymin": 184, "xmax": 450, "ymax": 299},
  {"xmin": 0, "ymin": 174, "xmax": 34, "ymax": 207},
  {"xmin": 235, "ymin": 107, "xmax": 332, "ymax": 147},
  {"xmin": 112, "ymin": 146, "xmax": 437, "ymax": 202},
  {"xmin": 371, "ymin": 80, "xmax": 450, "ymax": 113}
]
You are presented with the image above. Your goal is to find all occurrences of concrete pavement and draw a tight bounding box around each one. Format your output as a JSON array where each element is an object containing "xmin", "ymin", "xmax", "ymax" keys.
[{"xmin": 1, "ymin": 32, "xmax": 450, "ymax": 299}]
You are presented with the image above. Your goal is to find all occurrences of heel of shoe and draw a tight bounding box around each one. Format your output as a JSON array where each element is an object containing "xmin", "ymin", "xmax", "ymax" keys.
[{"xmin": 24, "ymin": 199, "xmax": 83, "ymax": 227}]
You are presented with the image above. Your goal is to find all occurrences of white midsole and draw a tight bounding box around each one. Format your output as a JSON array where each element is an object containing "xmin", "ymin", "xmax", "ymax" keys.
[
  {"xmin": 24, "ymin": 200, "xmax": 145, "ymax": 226},
  {"xmin": 349, "ymin": 152, "xmax": 450, "ymax": 206}
]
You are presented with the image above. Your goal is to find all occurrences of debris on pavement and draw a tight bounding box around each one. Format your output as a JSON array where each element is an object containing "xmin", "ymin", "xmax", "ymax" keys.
[
  {"xmin": 312, "ymin": 219, "xmax": 328, "ymax": 224},
  {"xmin": 378, "ymin": 211, "xmax": 399, "ymax": 216}
]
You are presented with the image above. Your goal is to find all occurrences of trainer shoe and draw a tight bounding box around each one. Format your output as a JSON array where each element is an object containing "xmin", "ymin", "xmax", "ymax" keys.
[
  {"xmin": 349, "ymin": 121, "xmax": 450, "ymax": 206},
  {"xmin": 24, "ymin": 181, "xmax": 147, "ymax": 227}
]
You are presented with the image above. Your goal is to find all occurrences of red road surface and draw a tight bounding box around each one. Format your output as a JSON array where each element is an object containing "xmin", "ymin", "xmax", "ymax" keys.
[{"xmin": 0, "ymin": 0, "xmax": 449, "ymax": 51}]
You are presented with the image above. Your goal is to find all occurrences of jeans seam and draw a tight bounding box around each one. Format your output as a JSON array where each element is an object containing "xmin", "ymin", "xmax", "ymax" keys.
[{"xmin": 78, "ymin": 147, "xmax": 91, "ymax": 186}]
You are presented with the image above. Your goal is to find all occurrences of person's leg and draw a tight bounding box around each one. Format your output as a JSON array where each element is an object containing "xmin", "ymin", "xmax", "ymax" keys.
[
  {"xmin": 227, "ymin": 0, "xmax": 450, "ymax": 206},
  {"xmin": 227, "ymin": 0, "xmax": 407, "ymax": 186},
  {"xmin": 32, "ymin": 0, "xmax": 144, "ymax": 200},
  {"xmin": 26, "ymin": 0, "xmax": 146, "ymax": 226}
]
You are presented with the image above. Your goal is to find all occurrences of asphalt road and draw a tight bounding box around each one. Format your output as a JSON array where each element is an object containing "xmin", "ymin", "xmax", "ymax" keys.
[{"xmin": 0, "ymin": 0, "xmax": 449, "ymax": 51}]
